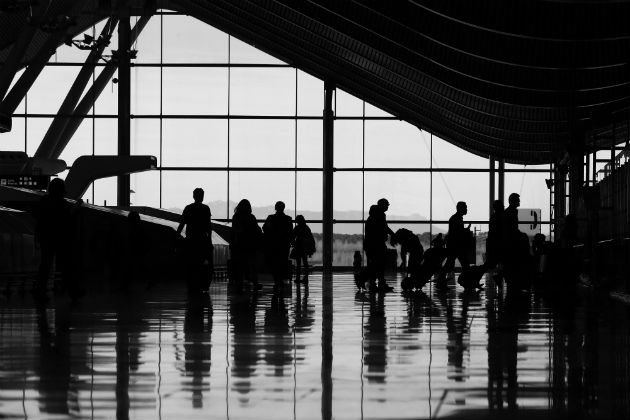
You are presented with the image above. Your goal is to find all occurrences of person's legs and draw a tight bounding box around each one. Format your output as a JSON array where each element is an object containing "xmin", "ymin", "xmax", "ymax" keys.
[
  {"xmin": 294, "ymin": 257, "xmax": 302, "ymax": 283},
  {"xmin": 35, "ymin": 243, "xmax": 55, "ymax": 294},
  {"xmin": 437, "ymin": 251, "xmax": 456, "ymax": 288}
]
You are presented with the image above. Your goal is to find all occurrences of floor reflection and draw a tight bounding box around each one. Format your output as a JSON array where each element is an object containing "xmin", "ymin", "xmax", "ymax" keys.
[{"xmin": 1, "ymin": 273, "xmax": 630, "ymax": 419}]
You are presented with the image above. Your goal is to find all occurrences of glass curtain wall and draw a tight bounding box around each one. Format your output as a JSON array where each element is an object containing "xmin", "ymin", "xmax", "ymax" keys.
[{"xmin": 5, "ymin": 11, "xmax": 551, "ymax": 266}]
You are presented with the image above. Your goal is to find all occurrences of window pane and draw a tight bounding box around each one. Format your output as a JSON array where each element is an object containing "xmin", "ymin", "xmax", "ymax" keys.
[
  {"xmin": 229, "ymin": 36, "xmax": 285, "ymax": 64},
  {"xmin": 28, "ymin": 66, "xmax": 79, "ymax": 114},
  {"xmin": 162, "ymin": 67, "xmax": 228, "ymax": 115},
  {"xmin": 135, "ymin": 16, "xmax": 162, "ymax": 63},
  {"xmin": 161, "ymin": 170, "xmax": 227, "ymax": 214},
  {"xmin": 131, "ymin": 67, "xmax": 160, "ymax": 115},
  {"xmin": 334, "ymin": 172, "xmax": 363, "ymax": 220},
  {"xmin": 94, "ymin": 118, "xmax": 118, "ymax": 155},
  {"xmin": 59, "ymin": 118, "xmax": 93, "ymax": 166},
  {"xmin": 297, "ymin": 120, "xmax": 322, "ymax": 168},
  {"xmin": 505, "ymin": 171, "xmax": 551, "ymax": 234},
  {"xmin": 297, "ymin": 70, "xmax": 322, "ymax": 116},
  {"xmin": 131, "ymin": 170, "xmax": 160, "ymax": 207},
  {"xmin": 431, "ymin": 135, "xmax": 488, "ymax": 169},
  {"xmin": 25, "ymin": 117, "xmax": 52, "ymax": 156},
  {"xmin": 163, "ymin": 15, "xmax": 228, "ymax": 63},
  {"xmin": 1, "ymin": 117, "xmax": 25, "ymax": 151},
  {"xmin": 230, "ymin": 68, "xmax": 295, "ymax": 116},
  {"xmin": 335, "ymin": 88, "xmax": 363, "ymax": 117},
  {"xmin": 365, "ymin": 101, "xmax": 394, "ymax": 118},
  {"xmin": 364, "ymin": 172, "xmax": 431, "ymax": 220},
  {"xmin": 333, "ymin": 223, "xmax": 364, "ymax": 265},
  {"xmin": 334, "ymin": 120, "xmax": 363, "ymax": 168},
  {"xmin": 93, "ymin": 70, "xmax": 118, "ymax": 115},
  {"xmin": 93, "ymin": 176, "xmax": 117, "ymax": 207},
  {"xmin": 364, "ymin": 120, "xmax": 429, "ymax": 168},
  {"xmin": 296, "ymin": 172, "xmax": 322, "ymax": 217},
  {"xmin": 432, "ymin": 172, "xmax": 489, "ymax": 223},
  {"xmin": 10, "ymin": 69, "xmax": 26, "ymax": 114},
  {"xmin": 229, "ymin": 119, "xmax": 294, "ymax": 167},
  {"xmin": 162, "ymin": 119, "xmax": 227, "ymax": 167},
  {"xmin": 131, "ymin": 119, "xmax": 160, "ymax": 162},
  {"xmin": 228, "ymin": 171, "xmax": 295, "ymax": 218}
]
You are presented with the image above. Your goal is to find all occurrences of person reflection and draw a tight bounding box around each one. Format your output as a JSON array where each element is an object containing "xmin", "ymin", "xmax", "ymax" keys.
[
  {"xmin": 36, "ymin": 303, "xmax": 74, "ymax": 416},
  {"xmin": 294, "ymin": 282, "xmax": 315, "ymax": 333},
  {"xmin": 230, "ymin": 293, "xmax": 259, "ymax": 400},
  {"xmin": 487, "ymin": 290, "xmax": 525, "ymax": 410},
  {"xmin": 183, "ymin": 293, "xmax": 213, "ymax": 408},
  {"xmin": 439, "ymin": 288, "xmax": 473, "ymax": 383},
  {"xmin": 264, "ymin": 288, "xmax": 293, "ymax": 377},
  {"xmin": 363, "ymin": 292, "xmax": 387, "ymax": 384}
]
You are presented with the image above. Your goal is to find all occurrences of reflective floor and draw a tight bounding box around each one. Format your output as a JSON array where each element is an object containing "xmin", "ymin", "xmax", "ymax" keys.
[{"xmin": 1, "ymin": 273, "xmax": 630, "ymax": 419}]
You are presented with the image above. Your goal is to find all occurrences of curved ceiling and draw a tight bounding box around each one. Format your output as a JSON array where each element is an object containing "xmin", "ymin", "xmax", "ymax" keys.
[{"xmin": 1, "ymin": 0, "xmax": 629, "ymax": 164}]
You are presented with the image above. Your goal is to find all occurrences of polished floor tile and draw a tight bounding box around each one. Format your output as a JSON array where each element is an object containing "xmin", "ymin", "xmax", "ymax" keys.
[{"xmin": 1, "ymin": 273, "xmax": 629, "ymax": 419}]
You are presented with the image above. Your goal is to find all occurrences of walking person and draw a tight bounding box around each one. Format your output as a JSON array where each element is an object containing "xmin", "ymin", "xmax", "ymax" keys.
[
  {"xmin": 263, "ymin": 201, "xmax": 293, "ymax": 289},
  {"xmin": 230, "ymin": 199, "xmax": 263, "ymax": 292},
  {"xmin": 437, "ymin": 201, "xmax": 471, "ymax": 289},
  {"xmin": 291, "ymin": 215, "xmax": 316, "ymax": 284},
  {"xmin": 177, "ymin": 188, "xmax": 213, "ymax": 294}
]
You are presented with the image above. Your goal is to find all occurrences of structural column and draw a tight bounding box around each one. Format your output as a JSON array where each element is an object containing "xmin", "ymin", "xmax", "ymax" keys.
[
  {"xmin": 489, "ymin": 157, "xmax": 496, "ymax": 219},
  {"xmin": 117, "ymin": 12, "xmax": 131, "ymax": 207},
  {"xmin": 568, "ymin": 137, "xmax": 585, "ymax": 214},
  {"xmin": 322, "ymin": 82, "xmax": 335, "ymax": 272},
  {"xmin": 498, "ymin": 159, "xmax": 505, "ymax": 204}
]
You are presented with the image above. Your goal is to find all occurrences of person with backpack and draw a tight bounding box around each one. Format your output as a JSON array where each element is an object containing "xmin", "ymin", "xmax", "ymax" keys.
[{"xmin": 290, "ymin": 215, "xmax": 316, "ymax": 284}]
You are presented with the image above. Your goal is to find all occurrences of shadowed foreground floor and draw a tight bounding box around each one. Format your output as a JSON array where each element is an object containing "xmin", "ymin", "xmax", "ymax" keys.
[{"xmin": 0, "ymin": 273, "xmax": 629, "ymax": 419}]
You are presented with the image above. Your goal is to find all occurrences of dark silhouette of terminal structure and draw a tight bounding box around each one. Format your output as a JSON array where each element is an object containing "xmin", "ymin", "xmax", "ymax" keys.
[{"xmin": 2, "ymin": 1, "xmax": 630, "ymax": 419}]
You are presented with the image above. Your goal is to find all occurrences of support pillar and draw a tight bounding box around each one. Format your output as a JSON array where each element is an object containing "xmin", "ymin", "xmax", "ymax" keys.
[
  {"xmin": 554, "ymin": 163, "xmax": 568, "ymax": 240},
  {"xmin": 568, "ymin": 137, "xmax": 585, "ymax": 215},
  {"xmin": 35, "ymin": 18, "xmax": 117, "ymax": 159},
  {"xmin": 50, "ymin": 15, "xmax": 149, "ymax": 159},
  {"xmin": 117, "ymin": 13, "xmax": 131, "ymax": 207},
  {"xmin": 322, "ymin": 81, "xmax": 335, "ymax": 272},
  {"xmin": 489, "ymin": 157, "xmax": 496, "ymax": 219},
  {"xmin": 498, "ymin": 159, "xmax": 505, "ymax": 204}
]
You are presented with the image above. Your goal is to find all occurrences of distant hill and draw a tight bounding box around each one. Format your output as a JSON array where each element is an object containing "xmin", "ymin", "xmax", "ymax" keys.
[{"xmin": 168, "ymin": 200, "xmax": 443, "ymax": 235}]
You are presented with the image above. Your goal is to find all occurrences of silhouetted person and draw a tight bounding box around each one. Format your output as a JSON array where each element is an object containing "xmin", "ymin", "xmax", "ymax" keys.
[
  {"xmin": 437, "ymin": 201, "xmax": 471, "ymax": 288},
  {"xmin": 364, "ymin": 199, "xmax": 395, "ymax": 292},
  {"xmin": 230, "ymin": 199, "xmax": 263, "ymax": 292},
  {"xmin": 391, "ymin": 228, "xmax": 424, "ymax": 290},
  {"xmin": 183, "ymin": 293, "xmax": 212, "ymax": 409},
  {"xmin": 291, "ymin": 215, "xmax": 315, "ymax": 284},
  {"xmin": 177, "ymin": 188, "xmax": 213, "ymax": 293},
  {"xmin": 502, "ymin": 193, "xmax": 531, "ymax": 285},
  {"xmin": 485, "ymin": 200, "xmax": 504, "ymax": 270},
  {"xmin": 34, "ymin": 178, "xmax": 82, "ymax": 300},
  {"xmin": 263, "ymin": 201, "xmax": 293, "ymax": 289}
]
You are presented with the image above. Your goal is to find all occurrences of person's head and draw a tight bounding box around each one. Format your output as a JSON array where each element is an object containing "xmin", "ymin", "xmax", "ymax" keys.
[
  {"xmin": 377, "ymin": 198, "xmax": 390, "ymax": 212},
  {"xmin": 295, "ymin": 214, "xmax": 306, "ymax": 225},
  {"xmin": 508, "ymin": 193, "xmax": 520, "ymax": 208},
  {"xmin": 275, "ymin": 201, "xmax": 285, "ymax": 213},
  {"xmin": 235, "ymin": 199, "xmax": 252, "ymax": 215},
  {"xmin": 493, "ymin": 200, "xmax": 504, "ymax": 213},
  {"xmin": 456, "ymin": 201, "xmax": 468, "ymax": 215},
  {"xmin": 391, "ymin": 228, "xmax": 409, "ymax": 246},
  {"xmin": 432, "ymin": 233, "xmax": 444, "ymax": 248},
  {"xmin": 47, "ymin": 178, "xmax": 65, "ymax": 199},
  {"xmin": 128, "ymin": 211, "xmax": 140, "ymax": 224},
  {"xmin": 193, "ymin": 187, "xmax": 204, "ymax": 203}
]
